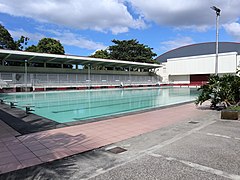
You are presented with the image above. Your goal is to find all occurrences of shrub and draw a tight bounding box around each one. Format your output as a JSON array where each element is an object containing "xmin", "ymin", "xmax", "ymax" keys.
[{"xmin": 195, "ymin": 74, "xmax": 240, "ymax": 108}]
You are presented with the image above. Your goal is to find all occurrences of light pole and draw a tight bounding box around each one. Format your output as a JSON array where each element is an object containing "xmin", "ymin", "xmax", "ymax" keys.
[
  {"xmin": 24, "ymin": 59, "xmax": 28, "ymax": 92},
  {"xmin": 211, "ymin": 6, "xmax": 221, "ymax": 75},
  {"xmin": 88, "ymin": 64, "xmax": 91, "ymax": 89}
]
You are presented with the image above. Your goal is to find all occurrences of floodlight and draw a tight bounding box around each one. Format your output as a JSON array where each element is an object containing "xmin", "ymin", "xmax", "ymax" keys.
[{"xmin": 211, "ymin": 6, "xmax": 221, "ymax": 16}]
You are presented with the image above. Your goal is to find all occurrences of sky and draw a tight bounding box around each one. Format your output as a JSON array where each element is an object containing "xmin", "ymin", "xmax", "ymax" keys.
[{"xmin": 0, "ymin": 0, "xmax": 240, "ymax": 57}]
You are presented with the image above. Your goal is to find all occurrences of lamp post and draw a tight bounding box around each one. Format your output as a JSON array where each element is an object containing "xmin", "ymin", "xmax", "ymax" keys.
[
  {"xmin": 88, "ymin": 64, "xmax": 91, "ymax": 89},
  {"xmin": 25, "ymin": 59, "xmax": 28, "ymax": 92},
  {"xmin": 211, "ymin": 6, "xmax": 221, "ymax": 75}
]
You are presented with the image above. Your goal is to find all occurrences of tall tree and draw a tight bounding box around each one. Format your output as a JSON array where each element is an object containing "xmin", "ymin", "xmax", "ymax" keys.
[
  {"xmin": 0, "ymin": 24, "xmax": 30, "ymax": 51},
  {"xmin": 90, "ymin": 49, "xmax": 110, "ymax": 59},
  {"xmin": 108, "ymin": 39, "xmax": 157, "ymax": 63},
  {"xmin": 36, "ymin": 38, "xmax": 65, "ymax": 54},
  {"xmin": 15, "ymin": 36, "xmax": 29, "ymax": 50},
  {"xmin": 0, "ymin": 24, "xmax": 17, "ymax": 50}
]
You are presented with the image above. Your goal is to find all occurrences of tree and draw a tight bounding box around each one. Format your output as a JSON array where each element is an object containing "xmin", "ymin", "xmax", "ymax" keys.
[
  {"xmin": 25, "ymin": 45, "xmax": 38, "ymax": 52},
  {"xmin": 36, "ymin": 38, "xmax": 65, "ymax": 54},
  {"xmin": 0, "ymin": 24, "xmax": 30, "ymax": 51},
  {"xmin": 0, "ymin": 24, "xmax": 17, "ymax": 50},
  {"xmin": 15, "ymin": 36, "xmax": 29, "ymax": 50},
  {"xmin": 25, "ymin": 38, "xmax": 65, "ymax": 54},
  {"xmin": 90, "ymin": 49, "xmax": 110, "ymax": 59},
  {"xmin": 195, "ymin": 74, "xmax": 240, "ymax": 108},
  {"xmin": 108, "ymin": 39, "xmax": 157, "ymax": 63}
]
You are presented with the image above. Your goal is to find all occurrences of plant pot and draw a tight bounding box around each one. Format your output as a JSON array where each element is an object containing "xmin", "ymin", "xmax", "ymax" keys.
[{"xmin": 221, "ymin": 109, "xmax": 239, "ymax": 120}]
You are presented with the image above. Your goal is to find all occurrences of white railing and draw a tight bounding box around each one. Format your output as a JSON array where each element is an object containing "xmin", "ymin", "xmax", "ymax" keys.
[{"xmin": 0, "ymin": 72, "xmax": 160, "ymax": 88}]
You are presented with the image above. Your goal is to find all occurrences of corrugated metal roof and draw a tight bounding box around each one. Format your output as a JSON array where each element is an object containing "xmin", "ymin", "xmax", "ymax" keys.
[{"xmin": 0, "ymin": 49, "xmax": 161, "ymax": 69}]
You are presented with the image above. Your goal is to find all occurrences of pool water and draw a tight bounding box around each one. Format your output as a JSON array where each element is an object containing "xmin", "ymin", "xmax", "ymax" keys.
[{"xmin": 0, "ymin": 87, "xmax": 198, "ymax": 123}]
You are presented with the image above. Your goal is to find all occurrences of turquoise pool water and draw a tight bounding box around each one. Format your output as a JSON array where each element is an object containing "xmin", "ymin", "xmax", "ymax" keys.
[{"xmin": 0, "ymin": 87, "xmax": 198, "ymax": 123}]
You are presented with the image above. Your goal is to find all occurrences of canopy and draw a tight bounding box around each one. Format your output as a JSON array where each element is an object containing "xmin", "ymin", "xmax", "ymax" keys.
[{"xmin": 0, "ymin": 49, "xmax": 161, "ymax": 69}]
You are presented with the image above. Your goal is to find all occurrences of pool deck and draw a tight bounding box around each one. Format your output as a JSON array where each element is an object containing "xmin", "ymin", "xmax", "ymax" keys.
[{"xmin": 0, "ymin": 103, "xmax": 207, "ymax": 174}]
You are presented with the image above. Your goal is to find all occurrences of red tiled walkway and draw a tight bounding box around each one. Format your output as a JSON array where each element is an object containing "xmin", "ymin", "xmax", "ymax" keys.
[{"xmin": 0, "ymin": 103, "xmax": 205, "ymax": 174}]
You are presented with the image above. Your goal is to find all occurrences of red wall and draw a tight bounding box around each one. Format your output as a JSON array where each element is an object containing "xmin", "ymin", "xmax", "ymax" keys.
[{"xmin": 190, "ymin": 74, "xmax": 209, "ymax": 85}]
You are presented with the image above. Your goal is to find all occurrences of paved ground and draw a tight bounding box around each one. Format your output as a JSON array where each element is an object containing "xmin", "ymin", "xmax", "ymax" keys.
[
  {"xmin": 0, "ymin": 102, "xmax": 204, "ymax": 175},
  {"xmin": 1, "ymin": 102, "xmax": 240, "ymax": 180}
]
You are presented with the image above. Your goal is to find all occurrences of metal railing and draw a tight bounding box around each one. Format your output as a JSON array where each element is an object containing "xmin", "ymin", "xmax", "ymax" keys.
[{"xmin": 0, "ymin": 72, "xmax": 159, "ymax": 88}]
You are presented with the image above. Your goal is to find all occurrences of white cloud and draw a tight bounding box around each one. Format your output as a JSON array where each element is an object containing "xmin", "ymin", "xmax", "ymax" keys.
[
  {"xmin": 9, "ymin": 28, "xmax": 106, "ymax": 51},
  {"xmin": 223, "ymin": 22, "xmax": 240, "ymax": 40},
  {"xmin": 56, "ymin": 31, "xmax": 107, "ymax": 50},
  {"xmin": 9, "ymin": 29, "xmax": 45, "ymax": 41},
  {"xmin": 2, "ymin": 0, "xmax": 240, "ymax": 34},
  {"xmin": 2, "ymin": 0, "xmax": 240, "ymax": 33},
  {"xmin": 160, "ymin": 36, "xmax": 194, "ymax": 51},
  {"xmin": 128, "ymin": 0, "xmax": 240, "ymax": 30},
  {"xmin": 0, "ymin": 0, "xmax": 145, "ymax": 34}
]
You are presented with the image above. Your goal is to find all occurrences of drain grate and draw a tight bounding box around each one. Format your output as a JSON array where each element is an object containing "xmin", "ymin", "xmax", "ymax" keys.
[
  {"xmin": 188, "ymin": 121, "xmax": 199, "ymax": 124},
  {"xmin": 106, "ymin": 147, "xmax": 127, "ymax": 154}
]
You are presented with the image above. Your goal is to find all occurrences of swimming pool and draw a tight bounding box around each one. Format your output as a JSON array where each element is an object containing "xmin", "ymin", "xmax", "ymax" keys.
[{"xmin": 0, "ymin": 87, "xmax": 198, "ymax": 123}]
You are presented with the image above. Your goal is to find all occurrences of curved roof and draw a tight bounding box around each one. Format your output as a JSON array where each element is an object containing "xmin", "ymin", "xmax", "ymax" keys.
[{"xmin": 156, "ymin": 42, "xmax": 240, "ymax": 63}]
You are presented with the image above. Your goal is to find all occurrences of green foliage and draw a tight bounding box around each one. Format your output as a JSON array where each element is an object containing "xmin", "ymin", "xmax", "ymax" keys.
[
  {"xmin": 25, "ymin": 45, "xmax": 38, "ymax": 52},
  {"xmin": 227, "ymin": 106, "xmax": 240, "ymax": 111},
  {"xmin": 108, "ymin": 39, "xmax": 157, "ymax": 63},
  {"xmin": 0, "ymin": 25, "xmax": 65, "ymax": 54},
  {"xmin": 0, "ymin": 24, "xmax": 30, "ymax": 51},
  {"xmin": 36, "ymin": 38, "xmax": 65, "ymax": 54},
  {"xmin": 0, "ymin": 25, "xmax": 68, "ymax": 68},
  {"xmin": 90, "ymin": 50, "xmax": 110, "ymax": 59},
  {"xmin": 195, "ymin": 74, "xmax": 240, "ymax": 108},
  {"xmin": 15, "ymin": 36, "xmax": 29, "ymax": 50},
  {"xmin": 25, "ymin": 38, "xmax": 67, "ymax": 68},
  {"xmin": 90, "ymin": 39, "xmax": 158, "ymax": 69},
  {"xmin": 0, "ymin": 24, "xmax": 17, "ymax": 50},
  {"xmin": 25, "ymin": 38, "xmax": 65, "ymax": 55}
]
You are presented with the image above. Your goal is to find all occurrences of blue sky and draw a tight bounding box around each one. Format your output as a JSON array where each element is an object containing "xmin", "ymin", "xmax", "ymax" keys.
[{"xmin": 0, "ymin": 0, "xmax": 240, "ymax": 57}]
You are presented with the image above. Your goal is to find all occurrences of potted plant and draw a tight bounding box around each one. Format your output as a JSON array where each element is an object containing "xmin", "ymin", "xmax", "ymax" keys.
[
  {"xmin": 195, "ymin": 74, "xmax": 240, "ymax": 120},
  {"xmin": 221, "ymin": 106, "xmax": 240, "ymax": 120}
]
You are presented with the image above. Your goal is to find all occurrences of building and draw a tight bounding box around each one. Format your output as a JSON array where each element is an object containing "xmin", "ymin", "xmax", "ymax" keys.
[
  {"xmin": 0, "ymin": 49, "xmax": 161, "ymax": 92},
  {"xmin": 156, "ymin": 42, "xmax": 240, "ymax": 85}
]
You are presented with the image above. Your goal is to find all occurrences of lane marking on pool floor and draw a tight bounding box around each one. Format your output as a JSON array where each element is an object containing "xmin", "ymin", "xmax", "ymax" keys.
[
  {"xmin": 84, "ymin": 120, "xmax": 216, "ymax": 180},
  {"xmin": 148, "ymin": 152, "xmax": 240, "ymax": 180}
]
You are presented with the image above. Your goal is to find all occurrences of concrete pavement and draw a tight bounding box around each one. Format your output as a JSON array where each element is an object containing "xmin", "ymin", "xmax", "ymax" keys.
[{"xmin": 1, "ymin": 103, "xmax": 240, "ymax": 180}]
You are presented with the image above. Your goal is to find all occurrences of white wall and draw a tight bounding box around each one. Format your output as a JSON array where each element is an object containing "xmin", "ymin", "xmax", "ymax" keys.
[
  {"xmin": 166, "ymin": 52, "xmax": 238, "ymax": 75},
  {"xmin": 156, "ymin": 52, "xmax": 239, "ymax": 84},
  {"xmin": 237, "ymin": 55, "xmax": 240, "ymax": 68},
  {"xmin": 156, "ymin": 62, "xmax": 168, "ymax": 83},
  {"xmin": 169, "ymin": 75, "xmax": 190, "ymax": 84}
]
